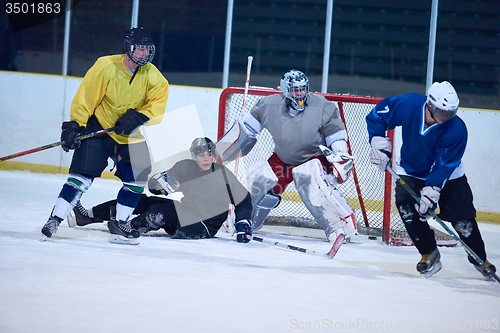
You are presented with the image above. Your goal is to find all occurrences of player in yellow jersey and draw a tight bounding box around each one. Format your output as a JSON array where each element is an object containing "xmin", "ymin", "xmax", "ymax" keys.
[{"xmin": 41, "ymin": 27, "xmax": 169, "ymax": 245}]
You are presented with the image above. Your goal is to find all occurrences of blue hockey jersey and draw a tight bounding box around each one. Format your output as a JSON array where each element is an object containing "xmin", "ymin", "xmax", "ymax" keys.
[{"xmin": 365, "ymin": 93, "xmax": 467, "ymax": 188}]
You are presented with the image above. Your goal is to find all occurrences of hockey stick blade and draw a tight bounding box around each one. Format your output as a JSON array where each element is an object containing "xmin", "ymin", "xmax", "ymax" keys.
[
  {"xmin": 251, "ymin": 236, "xmax": 338, "ymax": 259},
  {"xmin": 0, "ymin": 126, "xmax": 117, "ymax": 162},
  {"xmin": 327, "ymin": 233, "xmax": 345, "ymax": 258},
  {"xmin": 386, "ymin": 165, "xmax": 500, "ymax": 283}
]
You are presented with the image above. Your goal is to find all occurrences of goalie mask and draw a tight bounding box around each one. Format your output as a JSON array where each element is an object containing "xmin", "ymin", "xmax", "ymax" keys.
[
  {"xmin": 426, "ymin": 81, "xmax": 459, "ymax": 122},
  {"xmin": 190, "ymin": 137, "xmax": 217, "ymax": 160},
  {"xmin": 280, "ymin": 69, "xmax": 309, "ymax": 111},
  {"xmin": 124, "ymin": 27, "xmax": 156, "ymax": 67}
]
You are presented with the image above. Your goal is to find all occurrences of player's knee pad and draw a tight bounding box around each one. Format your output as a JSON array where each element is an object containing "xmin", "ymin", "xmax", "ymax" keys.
[{"xmin": 292, "ymin": 159, "xmax": 355, "ymax": 238}]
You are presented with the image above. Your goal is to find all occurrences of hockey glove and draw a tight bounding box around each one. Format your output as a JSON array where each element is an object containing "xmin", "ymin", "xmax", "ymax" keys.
[
  {"xmin": 415, "ymin": 186, "xmax": 440, "ymax": 221},
  {"xmin": 114, "ymin": 108, "xmax": 149, "ymax": 135},
  {"xmin": 61, "ymin": 121, "xmax": 83, "ymax": 152},
  {"xmin": 370, "ymin": 136, "xmax": 392, "ymax": 172},
  {"xmin": 329, "ymin": 152, "xmax": 354, "ymax": 184},
  {"xmin": 235, "ymin": 219, "xmax": 252, "ymax": 243},
  {"xmin": 148, "ymin": 172, "xmax": 180, "ymax": 196},
  {"xmin": 319, "ymin": 145, "xmax": 354, "ymax": 184}
]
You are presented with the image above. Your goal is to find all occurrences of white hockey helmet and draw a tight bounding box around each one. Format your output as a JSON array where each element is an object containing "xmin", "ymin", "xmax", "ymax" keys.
[
  {"xmin": 426, "ymin": 81, "xmax": 459, "ymax": 121},
  {"xmin": 280, "ymin": 69, "xmax": 309, "ymax": 111}
]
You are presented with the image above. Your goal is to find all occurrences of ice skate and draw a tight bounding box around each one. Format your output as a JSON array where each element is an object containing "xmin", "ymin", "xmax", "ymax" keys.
[
  {"xmin": 108, "ymin": 218, "xmax": 140, "ymax": 245},
  {"xmin": 67, "ymin": 202, "xmax": 95, "ymax": 227},
  {"xmin": 41, "ymin": 215, "xmax": 63, "ymax": 238},
  {"xmin": 417, "ymin": 248, "xmax": 442, "ymax": 278},
  {"xmin": 468, "ymin": 255, "xmax": 497, "ymax": 278}
]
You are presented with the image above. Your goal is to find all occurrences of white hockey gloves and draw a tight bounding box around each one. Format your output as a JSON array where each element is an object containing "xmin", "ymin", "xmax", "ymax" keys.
[
  {"xmin": 235, "ymin": 219, "xmax": 252, "ymax": 243},
  {"xmin": 329, "ymin": 151, "xmax": 354, "ymax": 184},
  {"xmin": 415, "ymin": 186, "xmax": 440, "ymax": 221},
  {"xmin": 147, "ymin": 172, "xmax": 180, "ymax": 196},
  {"xmin": 319, "ymin": 145, "xmax": 354, "ymax": 184},
  {"xmin": 370, "ymin": 136, "xmax": 392, "ymax": 172}
]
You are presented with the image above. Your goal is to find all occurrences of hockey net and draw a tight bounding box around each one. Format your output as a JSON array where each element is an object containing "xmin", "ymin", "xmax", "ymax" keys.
[{"xmin": 218, "ymin": 87, "xmax": 456, "ymax": 246}]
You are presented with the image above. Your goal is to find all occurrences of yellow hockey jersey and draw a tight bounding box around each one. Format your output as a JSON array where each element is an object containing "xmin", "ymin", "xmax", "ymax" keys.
[{"xmin": 70, "ymin": 54, "xmax": 169, "ymax": 144}]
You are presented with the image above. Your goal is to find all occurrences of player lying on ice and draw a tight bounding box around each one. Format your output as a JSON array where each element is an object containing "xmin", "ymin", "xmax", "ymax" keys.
[
  {"xmin": 67, "ymin": 137, "xmax": 253, "ymax": 244},
  {"xmin": 366, "ymin": 81, "xmax": 496, "ymax": 278},
  {"xmin": 218, "ymin": 69, "xmax": 357, "ymax": 246}
]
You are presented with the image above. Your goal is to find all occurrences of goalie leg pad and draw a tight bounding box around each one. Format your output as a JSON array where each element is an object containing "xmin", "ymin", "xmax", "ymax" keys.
[
  {"xmin": 246, "ymin": 161, "xmax": 279, "ymax": 231},
  {"xmin": 251, "ymin": 193, "xmax": 281, "ymax": 231},
  {"xmin": 292, "ymin": 159, "xmax": 356, "ymax": 238},
  {"xmin": 247, "ymin": 161, "xmax": 278, "ymax": 206}
]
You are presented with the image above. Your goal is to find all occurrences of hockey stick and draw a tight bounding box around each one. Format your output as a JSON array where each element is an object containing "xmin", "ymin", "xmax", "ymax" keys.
[
  {"xmin": 0, "ymin": 127, "xmax": 118, "ymax": 162},
  {"xmin": 251, "ymin": 235, "xmax": 343, "ymax": 259},
  {"xmin": 231, "ymin": 55, "xmax": 253, "ymax": 175},
  {"xmin": 222, "ymin": 56, "xmax": 254, "ymax": 232},
  {"xmin": 386, "ymin": 165, "xmax": 500, "ymax": 283}
]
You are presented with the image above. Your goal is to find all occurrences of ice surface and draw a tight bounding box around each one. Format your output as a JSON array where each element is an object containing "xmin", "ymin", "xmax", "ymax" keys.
[{"xmin": 0, "ymin": 170, "xmax": 499, "ymax": 333}]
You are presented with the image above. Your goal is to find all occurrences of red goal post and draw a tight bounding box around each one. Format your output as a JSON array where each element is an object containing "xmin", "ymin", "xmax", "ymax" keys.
[{"xmin": 218, "ymin": 87, "xmax": 456, "ymax": 246}]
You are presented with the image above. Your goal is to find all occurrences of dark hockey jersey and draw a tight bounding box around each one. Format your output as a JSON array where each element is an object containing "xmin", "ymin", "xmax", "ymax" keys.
[{"xmin": 159, "ymin": 159, "xmax": 251, "ymax": 231}]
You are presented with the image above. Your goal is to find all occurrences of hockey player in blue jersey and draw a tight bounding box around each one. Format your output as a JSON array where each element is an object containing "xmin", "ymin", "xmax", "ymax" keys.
[{"xmin": 366, "ymin": 81, "xmax": 495, "ymax": 278}]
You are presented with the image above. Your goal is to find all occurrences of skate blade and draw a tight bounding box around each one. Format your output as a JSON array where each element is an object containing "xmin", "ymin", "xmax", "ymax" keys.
[
  {"xmin": 108, "ymin": 234, "xmax": 140, "ymax": 245},
  {"xmin": 420, "ymin": 260, "xmax": 443, "ymax": 278}
]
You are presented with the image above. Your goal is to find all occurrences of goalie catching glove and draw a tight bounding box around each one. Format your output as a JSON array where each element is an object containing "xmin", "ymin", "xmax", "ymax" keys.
[
  {"xmin": 370, "ymin": 136, "xmax": 392, "ymax": 172},
  {"xmin": 235, "ymin": 219, "xmax": 252, "ymax": 243},
  {"xmin": 319, "ymin": 145, "xmax": 354, "ymax": 184},
  {"xmin": 415, "ymin": 186, "xmax": 440, "ymax": 221},
  {"xmin": 148, "ymin": 172, "xmax": 180, "ymax": 196}
]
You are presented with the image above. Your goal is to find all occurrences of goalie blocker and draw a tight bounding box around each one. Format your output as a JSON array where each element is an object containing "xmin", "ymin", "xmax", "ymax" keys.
[{"xmin": 217, "ymin": 120, "xmax": 257, "ymax": 162}]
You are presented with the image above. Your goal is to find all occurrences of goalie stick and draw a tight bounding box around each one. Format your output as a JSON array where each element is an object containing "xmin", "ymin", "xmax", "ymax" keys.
[
  {"xmin": 222, "ymin": 56, "xmax": 254, "ymax": 233},
  {"xmin": 0, "ymin": 127, "xmax": 118, "ymax": 162},
  {"xmin": 386, "ymin": 165, "xmax": 500, "ymax": 283},
  {"xmin": 251, "ymin": 234, "xmax": 344, "ymax": 259}
]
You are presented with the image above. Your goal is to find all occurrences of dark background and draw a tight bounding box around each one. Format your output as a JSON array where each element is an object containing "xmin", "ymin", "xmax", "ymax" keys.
[{"xmin": 1, "ymin": 0, "xmax": 498, "ymax": 109}]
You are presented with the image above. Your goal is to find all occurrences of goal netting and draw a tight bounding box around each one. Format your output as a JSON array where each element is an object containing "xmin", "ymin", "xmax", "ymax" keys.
[{"xmin": 218, "ymin": 87, "xmax": 456, "ymax": 246}]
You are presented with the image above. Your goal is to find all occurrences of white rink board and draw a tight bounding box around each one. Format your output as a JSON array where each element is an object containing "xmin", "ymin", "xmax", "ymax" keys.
[{"xmin": 0, "ymin": 71, "xmax": 498, "ymax": 213}]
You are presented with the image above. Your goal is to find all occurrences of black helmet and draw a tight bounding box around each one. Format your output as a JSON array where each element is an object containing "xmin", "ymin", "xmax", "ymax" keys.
[
  {"xmin": 123, "ymin": 27, "xmax": 155, "ymax": 66},
  {"xmin": 190, "ymin": 137, "xmax": 217, "ymax": 159}
]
